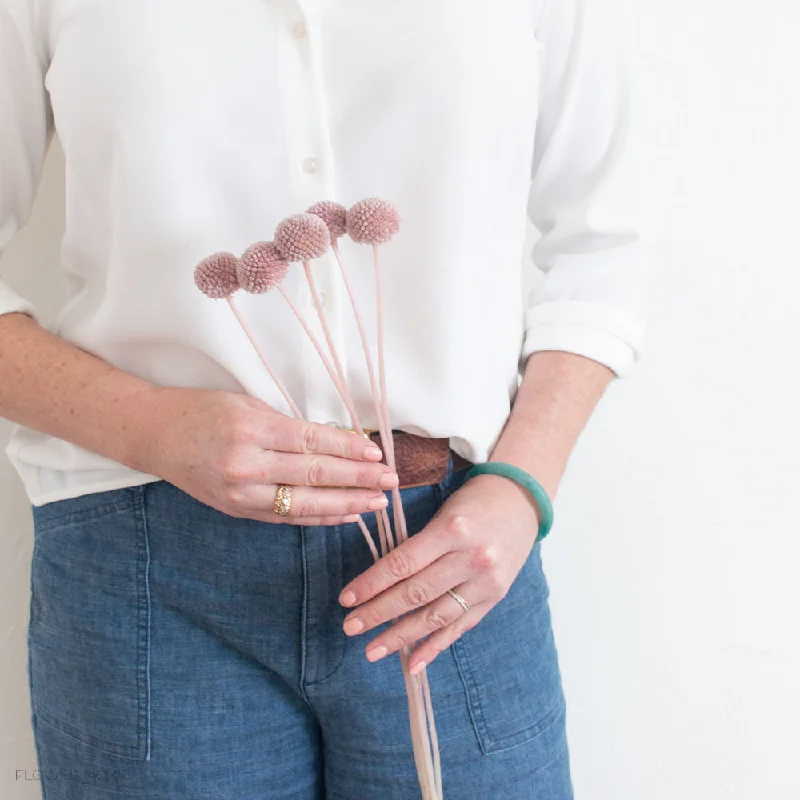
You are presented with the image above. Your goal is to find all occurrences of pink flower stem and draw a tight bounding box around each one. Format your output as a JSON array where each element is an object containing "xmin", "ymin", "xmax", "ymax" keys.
[
  {"xmin": 301, "ymin": 262, "xmax": 396, "ymax": 554},
  {"xmin": 228, "ymin": 296, "xmax": 378, "ymax": 560},
  {"xmin": 278, "ymin": 282, "xmax": 392, "ymax": 557},
  {"xmin": 301, "ymin": 263, "xmax": 359, "ymax": 427},
  {"xmin": 276, "ymin": 286, "xmax": 355, "ymax": 421},
  {"xmin": 400, "ymin": 646, "xmax": 438, "ymax": 799},
  {"xmin": 372, "ymin": 245, "xmax": 410, "ymax": 545},
  {"xmin": 421, "ymin": 663, "xmax": 443, "ymax": 800},
  {"xmin": 356, "ymin": 515, "xmax": 380, "ymax": 562},
  {"xmin": 372, "ymin": 245, "xmax": 441, "ymax": 797},
  {"xmin": 331, "ymin": 242, "xmax": 405, "ymax": 547},
  {"xmin": 227, "ymin": 297, "xmax": 302, "ymax": 419}
]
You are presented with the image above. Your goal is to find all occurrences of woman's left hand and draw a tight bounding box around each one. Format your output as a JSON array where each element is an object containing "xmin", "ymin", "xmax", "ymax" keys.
[{"xmin": 338, "ymin": 473, "xmax": 541, "ymax": 674}]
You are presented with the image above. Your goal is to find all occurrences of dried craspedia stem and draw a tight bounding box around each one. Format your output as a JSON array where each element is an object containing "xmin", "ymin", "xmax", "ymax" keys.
[
  {"xmin": 306, "ymin": 201, "xmax": 348, "ymax": 241},
  {"xmin": 274, "ymin": 213, "xmax": 331, "ymax": 262},
  {"xmin": 238, "ymin": 241, "xmax": 289, "ymax": 294},
  {"xmin": 346, "ymin": 198, "xmax": 401, "ymax": 245},
  {"xmin": 194, "ymin": 251, "xmax": 240, "ymax": 298}
]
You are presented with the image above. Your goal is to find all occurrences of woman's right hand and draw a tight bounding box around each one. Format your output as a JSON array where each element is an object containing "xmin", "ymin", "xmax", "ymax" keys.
[{"xmin": 136, "ymin": 386, "xmax": 397, "ymax": 525}]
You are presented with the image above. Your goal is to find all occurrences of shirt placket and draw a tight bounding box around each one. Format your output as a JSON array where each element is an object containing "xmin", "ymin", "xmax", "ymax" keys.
[{"xmin": 275, "ymin": 0, "xmax": 350, "ymax": 427}]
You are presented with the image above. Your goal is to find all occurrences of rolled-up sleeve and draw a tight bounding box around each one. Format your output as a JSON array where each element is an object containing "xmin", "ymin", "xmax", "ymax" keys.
[
  {"xmin": 0, "ymin": 1, "xmax": 53, "ymax": 321},
  {"xmin": 521, "ymin": 0, "xmax": 653, "ymax": 377}
]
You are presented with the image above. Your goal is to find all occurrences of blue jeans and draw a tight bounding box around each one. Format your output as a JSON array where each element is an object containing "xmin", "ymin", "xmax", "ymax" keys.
[{"xmin": 27, "ymin": 460, "xmax": 573, "ymax": 799}]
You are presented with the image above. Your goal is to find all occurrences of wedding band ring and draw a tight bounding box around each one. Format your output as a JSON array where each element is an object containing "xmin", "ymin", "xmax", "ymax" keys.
[
  {"xmin": 447, "ymin": 588, "xmax": 470, "ymax": 613},
  {"xmin": 273, "ymin": 484, "xmax": 293, "ymax": 517}
]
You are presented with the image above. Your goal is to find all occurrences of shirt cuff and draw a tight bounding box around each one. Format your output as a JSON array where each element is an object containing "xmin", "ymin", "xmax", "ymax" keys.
[
  {"xmin": 520, "ymin": 300, "xmax": 646, "ymax": 377},
  {"xmin": 0, "ymin": 278, "xmax": 39, "ymax": 322}
]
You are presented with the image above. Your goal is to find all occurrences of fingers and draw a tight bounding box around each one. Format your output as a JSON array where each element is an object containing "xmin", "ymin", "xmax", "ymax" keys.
[
  {"xmin": 256, "ymin": 513, "xmax": 363, "ymax": 526},
  {"xmin": 338, "ymin": 513, "xmax": 468, "ymax": 607},
  {"xmin": 361, "ymin": 587, "xmax": 489, "ymax": 668},
  {"xmin": 406, "ymin": 600, "xmax": 491, "ymax": 676},
  {"xmin": 224, "ymin": 483, "xmax": 390, "ymax": 520},
  {"xmin": 342, "ymin": 553, "xmax": 466, "ymax": 636},
  {"xmin": 259, "ymin": 415, "xmax": 385, "ymax": 462},
  {"xmin": 260, "ymin": 451, "xmax": 398, "ymax": 491}
]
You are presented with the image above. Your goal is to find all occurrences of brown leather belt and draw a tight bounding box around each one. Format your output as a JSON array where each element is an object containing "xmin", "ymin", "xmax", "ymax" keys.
[{"xmin": 367, "ymin": 430, "xmax": 473, "ymax": 489}]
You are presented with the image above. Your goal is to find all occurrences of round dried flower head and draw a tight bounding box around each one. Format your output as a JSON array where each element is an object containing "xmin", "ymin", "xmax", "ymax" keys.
[
  {"xmin": 346, "ymin": 198, "xmax": 401, "ymax": 245},
  {"xmin": 194, "ymin": 251, "xmax": 240, "ymax": 298},
  {"xmin": 237, "ymin": 241, "xmax": 289, "ymax": 294},
  {"xmin": 306, "ymin": 201, "xmax": 348, "ymax": 241},
  {"xmin": 274, "ymin": 213, "xmax": 331, "ymax": 262}
]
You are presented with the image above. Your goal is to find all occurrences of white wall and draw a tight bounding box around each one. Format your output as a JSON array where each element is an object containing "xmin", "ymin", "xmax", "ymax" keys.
[
  {"xmin": 2, "ymin": 3, "xmax": 798, "ymax": 797},
  {"xmin": 546, "ymin": 2, "xmax": 800, "ymax": 797}
]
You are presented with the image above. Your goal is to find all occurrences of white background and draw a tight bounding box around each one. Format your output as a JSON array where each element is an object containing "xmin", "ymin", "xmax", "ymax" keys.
[{"xmin": 2, "ymin": 3, "xmax": 799, "ymax": 797}]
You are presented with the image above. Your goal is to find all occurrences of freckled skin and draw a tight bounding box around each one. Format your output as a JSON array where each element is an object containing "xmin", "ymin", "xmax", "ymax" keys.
[{"xmin": 0, "ymin": 314, "xmax": 395, "ymax": 527}]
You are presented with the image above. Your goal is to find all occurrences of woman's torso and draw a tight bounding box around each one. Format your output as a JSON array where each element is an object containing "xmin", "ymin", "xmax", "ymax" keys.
[{"xmin": 8, "ymin": 0, "xmax": 545, "ymax": 504}]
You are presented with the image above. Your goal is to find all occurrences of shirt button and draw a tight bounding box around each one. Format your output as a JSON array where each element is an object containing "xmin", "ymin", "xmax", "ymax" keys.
[
  {"xmin": 302, "ymin": 157, "xmax": 320, "ymax": 174},
  {"xmin": 292, "ymin": 21, "xmax": 307, "ymax": 39},
  {"xmin": 317, "ymin": 289, "xmax": 327, "ymax": 306}
]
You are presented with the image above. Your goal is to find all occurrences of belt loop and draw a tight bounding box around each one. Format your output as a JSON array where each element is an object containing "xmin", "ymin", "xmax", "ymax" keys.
[
  {"xmin": 432, "ymin": 446, "xmax": 456, "ymax": 507},
  {"xmin": 445, "ymin": 448, "xmax": 454, "ymax": 483}
]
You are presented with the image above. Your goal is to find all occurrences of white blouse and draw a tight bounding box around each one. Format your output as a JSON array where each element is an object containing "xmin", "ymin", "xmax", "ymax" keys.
[{"xmin": 0, "ymin": 0, "xmax": 651, "ymax": 506}]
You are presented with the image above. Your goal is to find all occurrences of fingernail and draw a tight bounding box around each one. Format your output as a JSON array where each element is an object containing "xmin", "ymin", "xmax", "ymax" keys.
[
  {"xmin": 343, "ymin": 617, "xmax": 364, "ymax": 635},
  {"xmin": 368, "ymin": 495, "xmax": 389, "ymax": 510},
  {"xmin": 340, "ymin": 590, "xmax": 356, "ymax": 607},
  {"xmin": 342, "ymin": 514, "xmax": 359, "ymax": 523},
  {"xmin": 366, "ymin": 645, "xmax": 388, "ymax": 662},
  {"xmin": 410, "ymin": 660, "xmax": 426, "ymax": 676},
  {"xmin": 379, "ymin": 473, "xmax": 399, "ymax": 490},
  {"xmin": 364, "ymin": 446, "xmax": 383, "ymax": 461}
]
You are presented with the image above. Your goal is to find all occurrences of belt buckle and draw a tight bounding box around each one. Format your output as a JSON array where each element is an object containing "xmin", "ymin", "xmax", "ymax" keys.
[{"xmin": 347, "ymin": 427, "xmax": 379, "ymax": 438}]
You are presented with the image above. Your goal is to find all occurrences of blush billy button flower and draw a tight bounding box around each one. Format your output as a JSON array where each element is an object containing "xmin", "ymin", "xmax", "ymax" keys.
[
  {"xmin": 346, "ymin": 197, "xmax": 401, "ymax": 245},
  {"xmin": 306, "ymin": 200, "xmax": 348, "ymax": 241},
  {"xmin": 194, "ymin": 246, "xmax": 302, "ymax": 418},
  {"xmin": 193, "ymin": 251, "xmax": 241, "ymax": 298},
  {"xmin": 273, "ymin": 212, "xmax": 331, "ymax": 262},
  {"xmin": 237, "ymin": 241, "xmax": 290, "ymax": 294}
]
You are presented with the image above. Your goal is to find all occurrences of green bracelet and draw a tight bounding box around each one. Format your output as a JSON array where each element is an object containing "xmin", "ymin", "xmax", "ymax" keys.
[{"xmin": 464, "ymin": 462, "xmax": 554, "ymax": 543}]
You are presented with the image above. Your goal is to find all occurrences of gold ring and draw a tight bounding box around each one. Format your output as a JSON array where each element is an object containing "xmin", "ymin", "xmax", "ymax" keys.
[
  {"xmin": 447, "ymin": 588, "xmax": 470, "ymax": 613},
  {"xmin": 273, "ymin": 484, "xmax": 293, "ymax": 517},
  {"xmin": 346, "ymin": 427, "xmax": 379, "ymax": 438}
]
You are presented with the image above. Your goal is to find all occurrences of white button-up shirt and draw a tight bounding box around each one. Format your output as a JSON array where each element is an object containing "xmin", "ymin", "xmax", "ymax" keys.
[{"xmin": 1, "ymin": 0, "xmax": 651, "ymax": 506}]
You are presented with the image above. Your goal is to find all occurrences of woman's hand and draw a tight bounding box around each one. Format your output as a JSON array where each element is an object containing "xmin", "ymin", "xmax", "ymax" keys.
[
  {"xmin": 337, "ymin": 473, "xmax": 540, "ymax": 673},
  {"xmin": 334, "ymin": 351, "xmax": 612, "ymax": 672},
  {"xmin": 134, "ymin": 386, "xmax": 398, "ymax": 525}
]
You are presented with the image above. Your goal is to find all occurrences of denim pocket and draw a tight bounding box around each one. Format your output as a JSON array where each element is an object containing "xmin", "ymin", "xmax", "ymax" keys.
[
  {"xmin": 28, "ymin": 486, "xmax": 151, "ymax": 760},
  {"xmin": 451, "ymin": 543, "xmax": 567, "ymax": 756}
]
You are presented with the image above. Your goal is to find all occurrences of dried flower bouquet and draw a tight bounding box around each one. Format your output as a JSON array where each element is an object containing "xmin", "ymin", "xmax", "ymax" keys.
[{"xmin": 194, "ymin": 199, "xmax": 443, "ymax": 800}]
